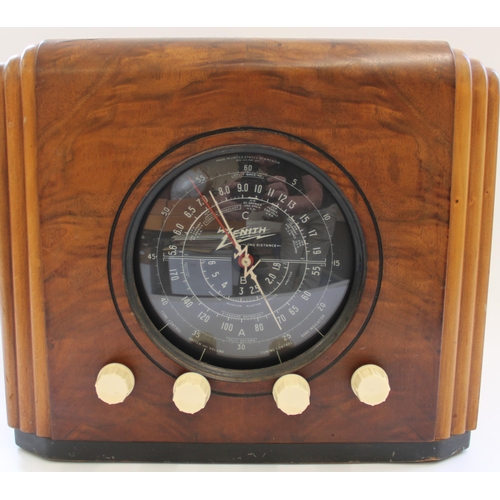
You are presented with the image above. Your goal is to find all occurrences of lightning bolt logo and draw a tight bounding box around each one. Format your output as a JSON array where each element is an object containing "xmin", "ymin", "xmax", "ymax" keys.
[{"xmin": 215, "ymin": 226, "xmax": 275, "ymax": 251}]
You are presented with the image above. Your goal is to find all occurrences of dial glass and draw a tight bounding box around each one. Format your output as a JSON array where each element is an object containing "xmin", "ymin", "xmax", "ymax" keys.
[{"xmin": 127, "ymin": 147, "xmax": 364, "ymax": 376}]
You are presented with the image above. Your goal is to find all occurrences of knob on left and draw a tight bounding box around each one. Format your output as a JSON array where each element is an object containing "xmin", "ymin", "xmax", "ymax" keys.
[{"xmin": 95, "ymin": 363, "xmax": 135, "ymax": 405}]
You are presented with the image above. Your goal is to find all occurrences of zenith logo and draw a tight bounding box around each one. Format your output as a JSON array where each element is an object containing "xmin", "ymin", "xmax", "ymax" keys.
[{"xmin": 215, "ymin": 226, "xmax": 275, "ymax": 250}]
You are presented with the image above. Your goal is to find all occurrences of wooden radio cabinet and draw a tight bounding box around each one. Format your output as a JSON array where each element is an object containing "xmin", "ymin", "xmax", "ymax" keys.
[{"xmin": 0, "ymin": 39, "xmax": 498, "ymax": 463}]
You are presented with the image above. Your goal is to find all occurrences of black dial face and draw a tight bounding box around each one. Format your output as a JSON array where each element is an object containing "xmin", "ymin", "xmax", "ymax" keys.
[{"xmin": 126, "ymin": 147, "xmax": 365, "ymax": 379}]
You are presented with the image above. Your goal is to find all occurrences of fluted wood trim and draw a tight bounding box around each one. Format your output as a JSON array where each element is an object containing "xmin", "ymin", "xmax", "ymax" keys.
[
  {"xmin": 436, "ymin": 49, "xmax": 472, "ymax": 439},
  {"xmin": 467, "ymin": 68, "xmax": 500, "ymax": 430},
  {"xmin": 4, "ymin": 56, "xmax": 35, "ymax": 433},
  {"xmin": 21, "ymin": 46, "xmax": 50, "ymax": 437},
  {"xmin": 0, "ymin": 64, "xmax": 19, "ymax": 428},
  {"xmin": 451, "ymin": 59, "xmax": 489, "ymax": 435}
]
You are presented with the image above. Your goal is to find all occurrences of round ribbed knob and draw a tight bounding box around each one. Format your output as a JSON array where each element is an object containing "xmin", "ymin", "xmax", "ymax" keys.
[
  {"xmin": 272, "ymin": 374, "xmax": 310, "ymax": 415},
  {"xmin": 95, "ymin": 363, "xmax": 135, "ymax": 405},
  {"xmin": 351, "ymin": 364, "xmax": 391, "ymax": 406},
  {"xmin": 173, "ymin": 372, "xmax": 211, "ymax": 414}
]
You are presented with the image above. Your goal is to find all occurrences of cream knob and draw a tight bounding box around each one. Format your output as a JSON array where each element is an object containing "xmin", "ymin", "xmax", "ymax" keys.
[
  {"xmin": 173, "ymin": 372, "xmax": 211, "ymax": 414},
  {"xmin": 351, "ymin": 364, "xmax": 391, "ymax": 406},
  {"xmin": 95, "ymin": 363, "xmax": 135, "ymax": 405},
  {"xmin": 272, "ymin": 374, "xmax": 310, "ymax": 415}
]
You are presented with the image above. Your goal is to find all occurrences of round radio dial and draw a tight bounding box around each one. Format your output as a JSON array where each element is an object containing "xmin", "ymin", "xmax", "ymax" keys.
[{"xmin": 126, "ymin": 146, "xmax": 365, "ymax": 381}]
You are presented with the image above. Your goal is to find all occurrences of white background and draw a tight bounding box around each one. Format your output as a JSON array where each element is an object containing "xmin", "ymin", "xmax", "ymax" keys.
[{"xmin": 0, "ymin": 27, "xmax": 499, "ymax": 474}]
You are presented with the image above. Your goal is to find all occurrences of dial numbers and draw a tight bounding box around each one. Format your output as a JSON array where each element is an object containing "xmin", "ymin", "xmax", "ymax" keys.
[{"xmin": 132, "ymin": 149, "xmax": 362, "ymax": 372}]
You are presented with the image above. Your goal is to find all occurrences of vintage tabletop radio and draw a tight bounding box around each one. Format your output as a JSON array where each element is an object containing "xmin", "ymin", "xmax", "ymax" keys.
[{"xmin": 0, "ymin": 39, "xmax": 498, "ymax": 463}]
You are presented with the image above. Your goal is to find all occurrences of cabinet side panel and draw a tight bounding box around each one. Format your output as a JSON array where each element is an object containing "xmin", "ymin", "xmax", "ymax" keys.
[
  {"xmin": 21, "ymin": 46, "xmax": 50, "ymax": 437},
  {"xmin": 467, "ymin": 68, "xmax": 499, "ymax": 430},
  {"xmin": 436, "ymin": 49, "xmax": 472, "ymax": 439},
  {"xmin": 452, "ymin": 59, "xmax": 489, "ymax": 435},
  {"xmin": 4, "ymin": 57, "xmax": 35, "ymax": 433},
  {"xmin": 0, "ymin": 64, "xmax": 19, "ymax": 428}
]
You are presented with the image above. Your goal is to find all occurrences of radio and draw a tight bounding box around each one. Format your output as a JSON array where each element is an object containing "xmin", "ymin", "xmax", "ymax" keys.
[{"xmin": 0, "ymin": 39, "xmax": 498, "ymax": 463}]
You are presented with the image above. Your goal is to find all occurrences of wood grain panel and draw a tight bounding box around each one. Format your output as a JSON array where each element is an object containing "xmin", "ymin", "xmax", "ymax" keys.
[
  {"xmin": 31, "ymin": 40, "xmax": 454, "ymax": 443},
  {"xmin": 0, "ymin": 63, "xmax": 19, "ymax": 428}
]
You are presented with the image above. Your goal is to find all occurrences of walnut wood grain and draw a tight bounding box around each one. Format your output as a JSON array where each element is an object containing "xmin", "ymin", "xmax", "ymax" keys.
[
  {"xmin": 0, "ymin": 63, "xmax": 19, "ymax": 428},
  {"xmin": 34, "ymin": 40, "xmax": 454, "ymax": 443}
]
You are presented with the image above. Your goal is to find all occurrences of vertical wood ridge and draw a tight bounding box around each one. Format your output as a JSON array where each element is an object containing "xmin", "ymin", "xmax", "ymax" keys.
[
  {"xmin": 438, "ymin": 52, "xmax": 498, "ymax": 439},
  {"xmin": 436, "ymin": 49, "xmax": 472, "ymax": 439},
  {"xmin": 451, "ymin": 59, "xmax": 489, "ymax": 435},
  {"xmin": 21, "ymin": 45, "xmax": 51, "ymax": 437},
  {"xmin": 0, "ymin": 64, "xmax": 20, "ymax": 428},
  {"xmin": 4, "ymin": 56, "xmax": 35, "ymax": 433},
  {"xmin": 466, "ymin": 68, "xmax": 500, "ymax": 430}
]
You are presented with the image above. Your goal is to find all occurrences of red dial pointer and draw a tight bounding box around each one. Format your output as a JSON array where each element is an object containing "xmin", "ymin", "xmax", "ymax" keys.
[{"xmin": 187, "ymin": 176, "xmax": 240, "ymax": 251}]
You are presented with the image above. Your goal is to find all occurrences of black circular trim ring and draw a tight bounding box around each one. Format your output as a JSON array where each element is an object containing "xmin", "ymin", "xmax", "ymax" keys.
[
  {"xmin": 107, "ymin": 127, "xmax": 383, "ymax": 397},
  {"xmin": 123, "ymin": 144, "xmax": 365, "ymax": 381}
]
